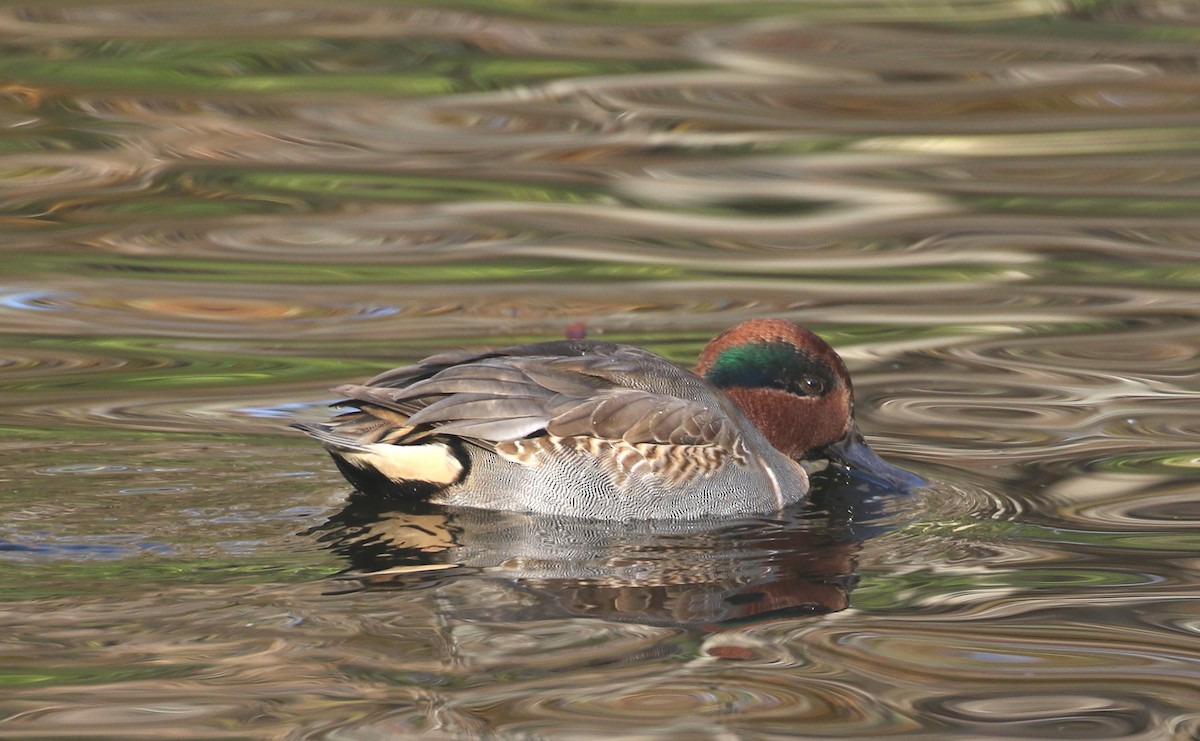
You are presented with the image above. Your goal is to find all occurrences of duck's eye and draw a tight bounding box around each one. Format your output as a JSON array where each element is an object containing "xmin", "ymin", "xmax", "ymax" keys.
[{"xmin": 797, "ymin": 375, "xmax": 825, "ymax": 396}]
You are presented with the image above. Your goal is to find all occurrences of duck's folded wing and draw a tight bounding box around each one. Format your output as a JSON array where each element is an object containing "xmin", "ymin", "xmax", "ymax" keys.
[
  {"xmin": 331, "ymin": 356, "xmax": 597, "ymax": 443},
  {"xmin": 332, "ymin": 352, "xmax": 744, "ymax": 453},
  {"xmin": 362, "ymin": 339, "xmax": 631, "ymax": 389}
]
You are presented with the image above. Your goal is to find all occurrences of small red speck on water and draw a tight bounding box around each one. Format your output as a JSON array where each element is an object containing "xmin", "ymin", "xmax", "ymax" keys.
[{"xmin": 706, "ymin": 645, "xmax": 755, "ymax": 660}]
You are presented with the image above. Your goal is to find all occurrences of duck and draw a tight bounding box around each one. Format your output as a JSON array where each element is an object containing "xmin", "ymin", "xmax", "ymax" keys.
[{"xmin": 294, "ymin": 319, "xmax": 920, "ymax": 520}]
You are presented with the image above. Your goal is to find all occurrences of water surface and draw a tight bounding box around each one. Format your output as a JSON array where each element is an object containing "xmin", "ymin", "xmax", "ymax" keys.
[{"xmin": 2, "ymin": 0, "xmax": 1200, "ymax": 737}]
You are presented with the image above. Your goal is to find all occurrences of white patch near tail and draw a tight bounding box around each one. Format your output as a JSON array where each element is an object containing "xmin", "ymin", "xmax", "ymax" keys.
[{"xmin": 341, "ymin": 442, "xmax": 463, "ymax": 485}]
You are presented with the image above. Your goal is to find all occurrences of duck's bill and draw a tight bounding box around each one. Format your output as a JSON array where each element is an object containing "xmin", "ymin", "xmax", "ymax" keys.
[{"xmin": 818, "ymin": 424, "xmax": 925, "ymax": 491}]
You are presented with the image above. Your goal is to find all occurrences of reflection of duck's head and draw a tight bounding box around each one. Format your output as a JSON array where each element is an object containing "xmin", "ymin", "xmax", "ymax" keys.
[{"xmin": 296, "ymin": 319, "xmax": 920, "ymax": 520}]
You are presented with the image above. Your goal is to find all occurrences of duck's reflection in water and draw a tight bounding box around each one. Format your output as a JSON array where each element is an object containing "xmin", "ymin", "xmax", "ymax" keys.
[{"xmin": 308, "ymin": 467, "xmax": 911, "ymax": 628}]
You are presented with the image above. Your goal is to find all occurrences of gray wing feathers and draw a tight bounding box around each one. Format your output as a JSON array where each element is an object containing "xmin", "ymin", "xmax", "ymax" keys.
[
  {"xmin": 328, "ymin": 346, "xmax": 739, "ymax": 450},
  {"xmin": 292, "ymin": 422, "xmax": 372, "ymax": 453},
  {"xmin": 362, "ymin": 340, "xmax": 631, "ymax": 388}
]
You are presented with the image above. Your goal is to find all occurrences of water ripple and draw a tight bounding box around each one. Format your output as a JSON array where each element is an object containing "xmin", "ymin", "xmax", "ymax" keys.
[
  {"xmin": 917, "ymin": 693, "xmax": 1151, "ymax": 737},
  {"xmin": 2, "ymin": 2, "xmax": 1200, "ymax": 737},
  {"xmin": 0, "ymin": 154, "xmax": 150, "ymax": 215},
  {"xmin": 465, "ymin": 670, "xmax": 901, "ymax": 736},
  {"xmin": 89, "ymin": 213, "xmax": 518, "ymax": 263}
]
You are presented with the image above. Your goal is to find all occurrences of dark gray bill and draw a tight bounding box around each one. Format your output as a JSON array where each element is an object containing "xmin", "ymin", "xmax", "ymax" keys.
[{"xmin": 819, "ymin": 423, "xmax": 924, "ymax": 491}]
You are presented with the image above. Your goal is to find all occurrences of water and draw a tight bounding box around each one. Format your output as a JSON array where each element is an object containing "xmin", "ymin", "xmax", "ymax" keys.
[{"xmin": 3, "ymin": 0, "xmax": 1200, "ymax": 737}]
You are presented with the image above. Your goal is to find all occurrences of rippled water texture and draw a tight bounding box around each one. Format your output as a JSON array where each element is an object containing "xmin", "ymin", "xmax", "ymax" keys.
[{"xmin": 3, "ymin": 0, "xmax": 1200, "ymax": 737}]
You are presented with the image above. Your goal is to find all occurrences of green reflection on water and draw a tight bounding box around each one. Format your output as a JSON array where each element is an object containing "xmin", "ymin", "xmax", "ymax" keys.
[
  {"xmin": 0, "ymin": 665, "xmax": 199, "ymax": 687},
  {"xmin": 0, "ymin": 337, "xmax": 359, "ymax": 391},
  {"xmin": 853, "ymin": 564, "xmax": 1157, "ymax": 612},
  {"xmin": 420, "ymin": 0, "xmax": 1057, "ymax": 23},
  {"xmin": 0, "ymin": 59, "xmax": 444, "ymax": 96},
  {"xmin": 98, "ymin": 196, "xmax": 296, "ymax": 217},
  {"xmin": 0, "ymin": 560, "xmax": 340, "ymax": 602},
  {"xmin": 955, "ymin": 13, "xmax": 1200, "ymax": 43},
  {"xmin": 1056, "ymin": 261, "xmax": 1200, "ymax": 288},
  {"xmin": 0, "ymin": 38, "xmax": 688, "ymax": 96},
  {"xmin": 1090, "ymin": 451, "xmax": 1200, "ymax": 474},
  {"xmin": 237, "ymin": 171, "xmax": 610, "ymax": 204},
  {"xmin": 980, "ymin": 196, "xmax": 1200, "ymax": 217}
]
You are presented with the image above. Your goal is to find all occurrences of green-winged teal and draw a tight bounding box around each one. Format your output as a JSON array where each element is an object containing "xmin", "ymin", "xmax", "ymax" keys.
[{"xmin": 295, "ymin": 319, "xmax": 918, "ymax": 520}]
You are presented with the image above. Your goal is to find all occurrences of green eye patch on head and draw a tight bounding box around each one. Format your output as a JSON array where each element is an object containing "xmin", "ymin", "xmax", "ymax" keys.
[{"xmin": 703, "ymin": 341, "xmax": 836, "ymax": 397}]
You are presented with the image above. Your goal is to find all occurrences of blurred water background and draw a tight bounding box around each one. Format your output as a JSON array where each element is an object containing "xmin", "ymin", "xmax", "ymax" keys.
[{"xmin": 2, "ymin": 0, "xmax": 1200, "ymax": 738}]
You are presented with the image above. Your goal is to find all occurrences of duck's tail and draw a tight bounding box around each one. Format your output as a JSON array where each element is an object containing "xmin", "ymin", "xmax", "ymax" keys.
[{"xmin": 293, "ymin": 422, "xmax": 467, "ymax": 500}]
